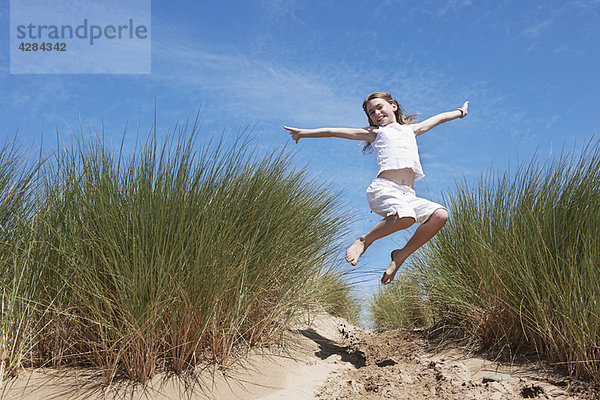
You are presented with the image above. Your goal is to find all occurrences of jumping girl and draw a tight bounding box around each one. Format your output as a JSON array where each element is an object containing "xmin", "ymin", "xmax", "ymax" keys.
[{"xmin": 284, "ymin": 92, "xmax": 469, "ymax": 285}]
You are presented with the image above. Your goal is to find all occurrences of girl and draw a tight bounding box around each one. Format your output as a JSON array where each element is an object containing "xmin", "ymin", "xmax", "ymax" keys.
[{"xmin": 285, "ymin": 92, "xmax": 469, "ymax": 285}]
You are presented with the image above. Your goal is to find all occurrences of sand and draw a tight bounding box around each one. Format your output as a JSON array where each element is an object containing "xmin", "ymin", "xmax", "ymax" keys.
[{"xmin": 1, "ymin": 314, "xmax": 596, "ymax": 399}]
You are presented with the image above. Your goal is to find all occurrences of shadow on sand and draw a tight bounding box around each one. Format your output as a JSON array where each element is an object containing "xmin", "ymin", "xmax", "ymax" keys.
[{"xmin": 297, "ymin": 328, "xmax": 366, "ymax": 369}]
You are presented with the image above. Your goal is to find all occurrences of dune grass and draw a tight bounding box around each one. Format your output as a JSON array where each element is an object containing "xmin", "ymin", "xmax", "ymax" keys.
[
  {"xmin": 0, "ymin": 141, "xmax": 43, "ymax": 385},
  {"xmin": 369, "ymin": 274, "xmax": 432, "ymax": 332},
  {"xmin": 0, "ymin": 122, "xmax": 357, "ymax": 385},
  {"xmin": 405, "ymin": 139, "xmax": 600, "ymax": 382},
  {"xmin": 315, "ymin": 270, "xmax": 362, "ymax": 324}
]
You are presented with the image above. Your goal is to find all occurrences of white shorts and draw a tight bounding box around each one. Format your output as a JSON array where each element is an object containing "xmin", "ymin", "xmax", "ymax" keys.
[{"xmin": 366, "ymin": 177, "xmax": 445, "ymax": 223}]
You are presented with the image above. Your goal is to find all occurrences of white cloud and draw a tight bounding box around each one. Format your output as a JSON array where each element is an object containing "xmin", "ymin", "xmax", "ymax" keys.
[
  {"xmin": 151, "ymin": 39, "xmax": 365, "ymax": 127},
  {"xmin": 545, "ymin": 114, "xmax": 558, "ymax": 129},
  {"xmin": 552, "ymin": 43, "xmax": 569, "ymax": 53},
  {"xmin": 251, "ymin": 0, "xmax": 302, "ymax": 22},
  {"xmin": 526, "ymin": 41, "xmax": 539, "ymax": 52},
  {"xmin": 522, "ymin": 18, "xmax": 554, "ymax": 38},
  {"xmin": 436, "ymin": 0, "xmax": 460, "ymax": 16}
]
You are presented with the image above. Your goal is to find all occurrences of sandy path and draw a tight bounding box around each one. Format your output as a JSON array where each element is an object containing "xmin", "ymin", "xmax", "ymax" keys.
[
  {"xmin": 315, "ymin": 327, "xmax": 593, "ymax": 400},
  {"xmin": 1, "ymin": 314, "xmax": 596, "ymax": 399},
  {"xmin": 0, "ymin": 315, "xmax": 352, "ymax": 400}
]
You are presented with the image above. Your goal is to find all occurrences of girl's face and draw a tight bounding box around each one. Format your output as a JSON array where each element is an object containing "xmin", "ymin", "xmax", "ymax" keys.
[{"xmin": 366, "ymin": 98, "xmax": 398, "ymax": 126}]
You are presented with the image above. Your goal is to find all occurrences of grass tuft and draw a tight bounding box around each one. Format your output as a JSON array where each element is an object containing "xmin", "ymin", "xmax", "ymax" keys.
[
  {"xmin": 370, "ymin": 274, "xmax": 432, "ymax": 332},
  {"xmin": 0, "ymin": 121, "xmax": 358, "ymax": 386},
  {"xmin": 0, "ymin": 140, "xmax": 44, "ymax": 385},
  {"xmin": 409, "ymin": 138, "xmax": 600, "ymax": 382}
]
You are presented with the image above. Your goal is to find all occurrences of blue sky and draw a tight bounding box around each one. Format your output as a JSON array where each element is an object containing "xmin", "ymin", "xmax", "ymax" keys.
[{"xmin": 2, "ymin": 0, "xmax": 599, "ymax": 299}]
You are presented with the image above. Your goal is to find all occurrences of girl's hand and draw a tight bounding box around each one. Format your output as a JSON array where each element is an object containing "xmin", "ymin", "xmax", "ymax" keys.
[
  {"xmin": 284, "ymin": 126, "xmax": 302, "ymax": 143},
  {"xmin": 458, "ymin": 101, "xmax": 469, "ymax": 118}
]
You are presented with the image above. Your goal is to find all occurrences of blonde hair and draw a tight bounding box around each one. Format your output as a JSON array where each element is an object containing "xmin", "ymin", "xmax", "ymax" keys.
[{"xmin": 362, "ymin": 92, "xmax": 417, "ymax": 152}]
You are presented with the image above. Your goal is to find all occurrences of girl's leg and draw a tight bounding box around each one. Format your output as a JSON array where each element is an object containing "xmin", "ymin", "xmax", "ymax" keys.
[
  {"xmin": 381, "ymin": 208, "xmax": 448, "ymax": 285},
  {"xmin": 345, "ymin": 214, "xmax": 416, "ymax": 266}
]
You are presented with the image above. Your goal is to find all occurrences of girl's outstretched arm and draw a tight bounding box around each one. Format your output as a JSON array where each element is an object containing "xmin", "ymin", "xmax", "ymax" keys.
[
  {"xmin": 411, "ymin": 101, "xmax": 469, "ymax": 136},
  {"xmin": 284, "ymin": 126, "xmax": 377, "ymax": 144}
]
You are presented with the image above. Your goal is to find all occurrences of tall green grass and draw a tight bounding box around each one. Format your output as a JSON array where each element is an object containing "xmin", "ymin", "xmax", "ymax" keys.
[
  {"xmin": 0, "ymin": 122, "xmax": 357, "ymax": 385},
  {"xmin": 315, "ymin": 270, "xmax": 361, "ymax": 323},
  {"xmin": 370, "ymin": 274, "xmax": 432, "ymax": 332},
  {"xmin": 0, "ymin": 141, "xmax": 42, "ymax": 385},
  {"xmin": 409, "ymin": 139, "xmax": 600, "ymax": 381}
]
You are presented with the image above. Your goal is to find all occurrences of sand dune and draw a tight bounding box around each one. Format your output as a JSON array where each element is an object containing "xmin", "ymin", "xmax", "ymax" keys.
[{"xmin": 1, "ymin": 314, "xmax": 595, "ymax": 399}]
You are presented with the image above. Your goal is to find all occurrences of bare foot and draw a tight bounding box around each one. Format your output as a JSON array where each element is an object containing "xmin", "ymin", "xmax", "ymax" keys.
[
  {"xmin": 345, "ymin": 237, "xmax": 367, "ymax": 266},
  {"xmin": 381, "ymin": 249, "xmax": 404, "ymax": 285}
]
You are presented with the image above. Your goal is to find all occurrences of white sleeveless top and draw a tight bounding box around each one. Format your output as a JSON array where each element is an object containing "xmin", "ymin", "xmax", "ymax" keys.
[{"xmin": 371, "ymin": 122, "xmax": 425, "ymax": 181}]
